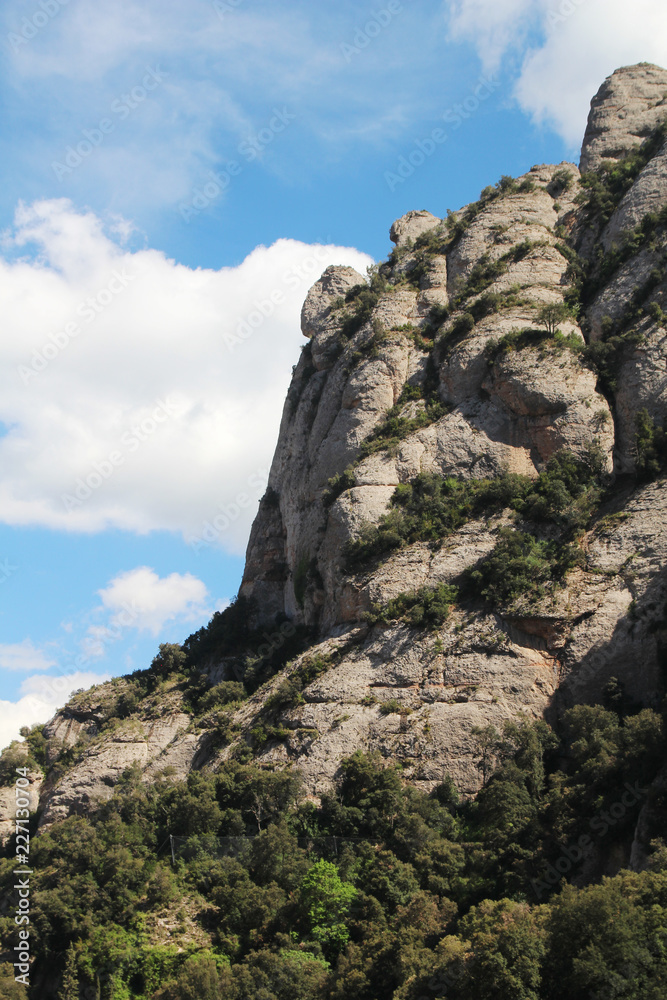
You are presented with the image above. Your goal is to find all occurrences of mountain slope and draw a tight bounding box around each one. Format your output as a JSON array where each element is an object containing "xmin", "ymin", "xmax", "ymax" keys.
[{"xmin": 5, "ymin": 59, "xmax": 667, "ymax": 836}]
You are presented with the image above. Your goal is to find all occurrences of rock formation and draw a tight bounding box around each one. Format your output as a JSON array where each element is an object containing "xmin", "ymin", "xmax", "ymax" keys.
[{"xmin": 4, "ymin": 64, "xmax": 667, "ymax": 841}]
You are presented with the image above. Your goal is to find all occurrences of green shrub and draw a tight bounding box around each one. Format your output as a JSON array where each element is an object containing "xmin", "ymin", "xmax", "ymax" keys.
[
  {"xmin": 485, "ymin": 326, "xmax": 582, "ymax": 363},
  {"xmin": 338, "ymin": 270, "xmax": 390, "ymax": 340},
  {"xmin": 198, "ymin": 681, "xmax": 247, "ymax": 714},
  {"xmin": 0, "ymin": 744, "xmax": 32, "ymax": 786},
  {"xmin": 452, "ymin": 240, "xmax": 542, "ymax": 308},
  {"xmin": 635, "ymin": 408, "xmax": 667, "ymax": 480},
  {"xmin": 358, "ymin": 400, "xmax": 447, "ymax": 460},
  {"xmin": 298, "ymin": 859, "xmax": 357, "ymax": 953},
  {"xmin": 19, "ymin": 723, "xmax": 47, "ymax": 768},
  {"xmin": 322, "ymin": 467, "xmax": 356, "ymax": 508},
  {"xmin": 465, "ymin": 528, "xmax": 583, "ymax": 605},
  {"xmin": 579, "ymin": 119, "xmax": 667, "ymax": 224},
  {"xmin": 520, "ymin": 446, "xmax": 605, "ymax": 531},
  {"xmin": 581, "ymin": 325, "xmax": 645, "ymax": 395},
  {"xmin": 365, "ymin": 582, "xmax": 458, "ymax": 629},
  {"xmin": 379, "ymin": 699, "xmax": 412, "ymax": 716},
  {"xmin": 442, "ymin": 174, "xmax": 538, "ymax": 248},
  {"xmin": 549, "ymin": 168, "xmax": 574, "ymax": 195},
  {"xmin": 150, "ymin": 643, "xmax": 188, "ymax": 679},
  {"xmin": 266, "ymin": 678, "xmax": 305, "ymax": 712},
  {"xmin": 345, "ymin": 449, "xmax": 603, "ymax": 573},
  {"xmin": 345, "ymin": 471, "xmax": 528, "ymax": 571}
]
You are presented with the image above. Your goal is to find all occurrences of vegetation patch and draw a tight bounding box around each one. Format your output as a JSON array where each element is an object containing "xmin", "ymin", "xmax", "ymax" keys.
[
  {"xmin": 444, "ymin": 174, "xmax": 538, "ymax": 245},
  {"xmin": 580, "ymin": 321, "xmax": 646, "ymax": 395},
  {"xmin": 485, "ymin": 326, "xmax": 582, "ymax": 363},
  {"xmin": 357, "ymin": 399, "xmax": 447, "ymax": 461},
  {"xmin": 322, "ymin": 363, "xmax": 447, "ymax": 510},
  {"xmin": 578, "ymin": 119, "xmax": 667, "ymax": 225},
  {"xmin": 11, "ymin": 702, "xmax": 667, "ymax": 1000},
  {"xmin": 463, "ymin": 527, "xmax": 584, "ymax": 606},
  {"xmin": 364, "ymin": 582, "xmax": 459, "ymax": 629},
  {"xmin": 182, "ymin": 599, "xmax": 313, "ymax": 695},
  {"xmin": 337, "ymin": 268, "xmax": 390, "ymax": 341},
  {"xmin": 450, "ymin": 240, "xmax": 544, "ymax": 309},
  {"xmin": 635, "ymin": 407, "xmax": 667, "ymax": 480},
  {"xmin": 345, "ymin": 448, "xmax": 605, "ymax": 573}
]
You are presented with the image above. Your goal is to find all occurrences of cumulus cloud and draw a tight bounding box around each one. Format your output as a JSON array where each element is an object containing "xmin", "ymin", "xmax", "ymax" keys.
[
  {"xmin": 97, "ymin": 565, "xmax": 212, "ymax": 636},
  {"xmin": 0, "ymin": 199, "xmax": 372, "ymax": 552},
  {"xmin": 0, "ymin": 565, "xmax": 218, "ymax": 750},
  {"xmin": 0, "ymin": 670, "xmax": 110, "ymax": 751},
  {"xmin": 447, "ymin": 0, "xmax": 667, "ymax": 147},
  {"xmin": 0, "ymin": 640, "xmax": 56, "ymax": 672}
]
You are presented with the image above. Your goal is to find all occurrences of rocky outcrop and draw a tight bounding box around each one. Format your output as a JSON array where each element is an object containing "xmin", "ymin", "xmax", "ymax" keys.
[
  {"xmin": 241, "ymin": 158, "xmax": 616, "ymax": 634},
  {"xmin": 33, "ymin": 679, "xmax": 202, "ymax": 827},
  {"xmin": 390, "ymin": 210, "xmax": 441, "ymax": 247},
  {"xmin": 602, "ymin": 139, "xmax": 667, "ymax": 250},
  {"xmin": 0, "ymin": 745, "xmax": 42, "ymax": 844},
  {"xmin": 16, "ymin": 64, "xmax": 667, "ymax": 825},
  {"xmin": 580, "ymin": 63, "xmax": 667, "ymax": 172}
]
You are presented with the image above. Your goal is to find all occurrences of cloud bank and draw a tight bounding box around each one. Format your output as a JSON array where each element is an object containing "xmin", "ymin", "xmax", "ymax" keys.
[{"xmin": 0, "ymin": 199, "xmax": 372, "ymax": 553}]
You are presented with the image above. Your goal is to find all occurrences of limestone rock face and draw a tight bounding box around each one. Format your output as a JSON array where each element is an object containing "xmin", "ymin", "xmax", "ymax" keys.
[
  {"xmin": 602, "ymin": 139, "xmax": 667, "ymax": 249},
  {"xmin": 301, "ymin": 265, "xmax": 366, "ymax": 340},
  {"xmin": 390, "ymin": 210, "xmax": 441, "ymax": 246},
  {"xmin": 0, "ymin": 746, "xmax": 42, "ymax": 844},
  {"xmin": 580, "ymin": 63, "xmax": 667, "ymax": 172},
  {"xmin": 241, "ymin": 156, "xmax": 617, "ymax": 635},
  {"xmin": 211, "ymin": 620, "xmax": 557, "ymax": 796},
  {"xmin": 27, "ymin": 64, "xmax": 667, "ymax": 824},
  {"xmin": 36, "ymin": 680, "xmax": 204, "ymax": 828}
]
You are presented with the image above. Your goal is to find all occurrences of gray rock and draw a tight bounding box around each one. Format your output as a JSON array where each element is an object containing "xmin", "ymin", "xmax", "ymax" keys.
[
  {"xmin": 580, "ymin": 63, "xmax": 667, "ymax": 172},
  {"xmin": 602, "ymin": 139, "xmax": 667, "ymax": 249},
  {"xmin": 31, "ymin": 64, "xmax": 667, "ymax": 822},
  {"xmin": 390, "ymin": 210, "xmax": 441, "ymax": 246}
]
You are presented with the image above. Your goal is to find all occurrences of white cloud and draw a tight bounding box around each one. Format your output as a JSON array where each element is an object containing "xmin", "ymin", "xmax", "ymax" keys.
[
  {"xmin": 447, "ymin": 0, "xmax": 540, "ymax": 73},
  {"xmin": 0, "ymin": 199, "xmax": 373, "ymax": 552},
  {"xmin": 0, "ymin": 670, "xmax": 110, "ymax": 752},
  {"xmin": 447, "ymin": 0, "xmax": 667, "ymax": 147},
  {"xmin": 517, "ymin": 1, "xmax": 667, "ymax": 146},
  {"xmin": 97, "ymin": 566, "xmax": 211, "ymax": 636},
  {"xmin": 0, "ymin": 640, "xmax": 56, "ymax": 672},
  {"xmin": 1, "ymin": 0, "xmax": 438, "ymax": 211}
]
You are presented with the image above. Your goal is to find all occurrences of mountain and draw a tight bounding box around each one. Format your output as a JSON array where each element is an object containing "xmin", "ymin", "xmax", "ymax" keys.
[{"xmin": 2, "ymin": 63, "xmax": 667, "ymax": 1000}]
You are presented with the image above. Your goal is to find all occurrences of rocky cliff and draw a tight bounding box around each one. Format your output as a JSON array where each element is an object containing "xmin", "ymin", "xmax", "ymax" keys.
[{"xmin": 7, "ymin": 63, "xmax": 667, "ymax": 834}]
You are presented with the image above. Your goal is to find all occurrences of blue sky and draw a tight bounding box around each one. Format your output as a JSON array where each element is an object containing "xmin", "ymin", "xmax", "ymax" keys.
[{"xmin": 1, "ymin": 0, "xmax": 666, "ymax": 748}]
